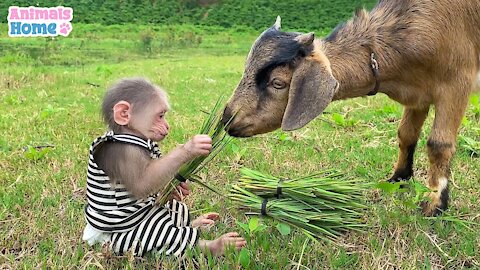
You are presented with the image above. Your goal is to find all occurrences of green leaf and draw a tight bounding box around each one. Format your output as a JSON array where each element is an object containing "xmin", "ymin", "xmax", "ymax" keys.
[
  {"xmin": 459, "ymin": 135, "xmax": 480, "ymax": 155},
  {"xmin": 332, "ymin": 113, "xmax": 345, "ymax": 126},
  {"xmin": 277, "ymin": 132, "xmax": 291, "ymax": 142},
  {"xmin": 375, "ymin": 181, "xmax": 402, "ymax": 194},
  {"xmin": 239, "ymin": 248, "xmax": 250, "ymax": 268},
  {"xmin": 412, "ymin": 180, "xmax": 431, "ymax": 203},
  {"xmin": 276, "ymin": 222, "xmax": 291, "ymax": 236},
  {"xmin": 236, "ymin": 221, "xmax": 250, "ymax": 234},
  {"xmin": 230, "ymin": 142, "xmax": 240, "ymax": 153},
  {"xmin": 24, "ymin": 146, "xmax": 51, "ymax": 161},
  {"xmin": 248, "ymin": 217, "xmax": 259, "ymax": 232},
  {"xmin": 256, "ymin": 224, "xmax": 268, "ymax": 233}
]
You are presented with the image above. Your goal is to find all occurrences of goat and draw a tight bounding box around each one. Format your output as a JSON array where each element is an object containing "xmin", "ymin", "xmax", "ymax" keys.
[{"xmin": 222, "ymin": 0, "xmax": 480, "ymax": 216}]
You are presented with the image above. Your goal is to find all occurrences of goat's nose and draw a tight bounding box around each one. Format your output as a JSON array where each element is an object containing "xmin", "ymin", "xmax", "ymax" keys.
[{"xmin": 221, "ymin": 106, "xmax": 233, "ymax": 126}]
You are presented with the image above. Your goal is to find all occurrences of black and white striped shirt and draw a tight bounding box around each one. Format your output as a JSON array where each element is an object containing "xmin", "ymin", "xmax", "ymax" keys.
[
  {"xmin": 85, "ymin": 131, "xmax": 161, "ymax": 232},
  {"xmin": 84, "ymin": 131, "xmax": 198, "ymax": 256}
]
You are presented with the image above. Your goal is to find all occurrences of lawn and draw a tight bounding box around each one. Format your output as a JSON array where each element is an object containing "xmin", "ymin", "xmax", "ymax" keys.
[{"xmin": 0, "ymin": 23, "xmax": 479, "ymax": 269}]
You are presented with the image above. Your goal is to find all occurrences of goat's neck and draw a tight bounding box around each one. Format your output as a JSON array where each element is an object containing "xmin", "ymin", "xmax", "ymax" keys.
[
  {"xmin": 318, "ymin": 8, "xmax": 404, "ymax": 101},
  {"xmin": 320, "ymin": 39, "xmax": 379, "ymax": 101}
]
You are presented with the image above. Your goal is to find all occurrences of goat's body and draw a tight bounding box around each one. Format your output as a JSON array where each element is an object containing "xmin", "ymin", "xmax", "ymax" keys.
[
  {"xmin": 327, "ymin": 0, "xmax": 480, "ymax": 105},
  {"xmin": 377, "ymin": 0, "xmax": 479, "ymax": 108},
  {"xmin": 223, "ymin": 0, "xmax": 479, "ymax": 215},
  {"xmin": 323, "ymin": 0, "xmax": 480, "ymax": 215}
]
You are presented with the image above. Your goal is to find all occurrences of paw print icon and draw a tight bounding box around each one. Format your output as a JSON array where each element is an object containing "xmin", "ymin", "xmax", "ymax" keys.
[{"xmin": 58, "ymin": 22, "xmax": 72, "ymax": 36}]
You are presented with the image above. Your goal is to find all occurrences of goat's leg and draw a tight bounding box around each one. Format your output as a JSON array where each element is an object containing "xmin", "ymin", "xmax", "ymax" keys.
[
  {"xmin": 421, "ymin": 97, "xmax": 469, "ymax": 216},
  {"xmin": 388, "ymin": 107, "xmax": 429, "ymax": 182}
]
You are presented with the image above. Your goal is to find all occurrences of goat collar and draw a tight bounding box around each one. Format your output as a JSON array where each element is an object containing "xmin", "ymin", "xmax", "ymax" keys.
[{"xmin": 367, "ymin": 52, "xmax": 380, "ymax": 96}]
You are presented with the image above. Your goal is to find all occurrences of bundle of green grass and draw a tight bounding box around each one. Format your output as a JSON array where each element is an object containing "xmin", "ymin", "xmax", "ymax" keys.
[
  {"xmin": 157, "ymin": 97, "xmax": 231, "ymax": 205},
  {"xmin": 229, "ymin": 168, "xmax": 368, "ymax": 241}
]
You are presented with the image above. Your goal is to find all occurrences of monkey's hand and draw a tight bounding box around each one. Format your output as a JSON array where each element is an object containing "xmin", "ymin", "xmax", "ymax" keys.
[
  {"xmin": 182, "ymin": 135, "xmax": 212, "ymax": 159},
  {"xmin": 192, "ymin": 212, "xmax": 219, "ymax": 231},
  {"xmin": 170, "ymin": 182, "xmax": 191, "ymax": 202}
]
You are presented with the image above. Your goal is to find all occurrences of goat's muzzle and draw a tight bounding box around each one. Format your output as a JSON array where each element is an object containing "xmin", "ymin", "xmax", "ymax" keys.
[
  {"xmin": 221, "ymin": 106, "xmax": 253, "ymax": 137},
  {"xmin": 221, "ymin": 106, "xmax": 233, "ymax": 126}
]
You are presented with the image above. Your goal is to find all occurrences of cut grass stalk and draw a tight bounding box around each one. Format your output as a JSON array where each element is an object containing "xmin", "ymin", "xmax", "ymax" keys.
[
  {"xmin": 229, "ymin": 168, "xmax": 369, "ymax": 242},
  {"xmin": 157, "ymin": 97, "xmax": 231, "ymax": 205}
]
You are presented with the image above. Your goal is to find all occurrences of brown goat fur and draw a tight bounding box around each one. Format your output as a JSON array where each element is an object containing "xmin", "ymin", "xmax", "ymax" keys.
[{"xmin": 222, "ymin": 0, "xmax": 480, "ymax": 216}]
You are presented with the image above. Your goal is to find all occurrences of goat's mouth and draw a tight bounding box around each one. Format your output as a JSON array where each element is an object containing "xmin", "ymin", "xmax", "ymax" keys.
[
  {"xmin": 226, "ymin": 121, "xmax": 282, "ymax": 137},
  {"xmin": 221, "ymin": 105, "xmax": 282, "ymax": 137},
  {"xmin": 222, "ymin": 105, "xmax": 255, "ymax": 137},
  {"xmin": 225, "ymin": 124, "xmax": 254, "ymax": 137}
]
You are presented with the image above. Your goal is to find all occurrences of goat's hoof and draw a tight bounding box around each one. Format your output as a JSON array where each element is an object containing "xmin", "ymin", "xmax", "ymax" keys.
[
  {"xmin": 387, "ymin": 175, "xmax": 409, "ymax": 189},
  {"xmin": 420, "ymin": 201, "xmax": 446, "ymax": 216},
  {"xmin": 420, "ymin": 189, "xmax": 449, "ymax": 216},
  {"xmin": 387, "ymin": 169, "xmax": 413, "ymax": 183},
  {"xmin": 387, "ymin": 177, "xmax": 398, "ymax": 183},
  {"xmin": 387, "ymin": 176, "xmax": 403, "ymax": 183}
]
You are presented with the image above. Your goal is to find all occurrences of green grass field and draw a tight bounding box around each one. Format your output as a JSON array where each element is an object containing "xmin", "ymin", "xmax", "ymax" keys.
[{"xmin": 1, "ymin": 23, "xmax": 479, "ymax": 269}]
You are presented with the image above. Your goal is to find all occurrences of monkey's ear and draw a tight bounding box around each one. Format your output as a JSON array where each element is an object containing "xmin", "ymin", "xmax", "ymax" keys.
[{"xmin": 113, "ymin": 101, "xmax": 131, "ymax": 126}]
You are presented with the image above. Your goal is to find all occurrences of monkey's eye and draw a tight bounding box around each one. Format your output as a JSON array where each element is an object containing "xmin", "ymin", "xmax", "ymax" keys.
[{"xmin": 271, "ymin": 78, "xmax": 286, "ymax": 89}]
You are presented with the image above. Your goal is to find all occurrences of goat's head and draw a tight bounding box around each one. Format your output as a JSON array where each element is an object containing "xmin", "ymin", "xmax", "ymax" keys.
[{"xmin": 222, "ymin": 16, "xmax": 339, "ymax": 137}]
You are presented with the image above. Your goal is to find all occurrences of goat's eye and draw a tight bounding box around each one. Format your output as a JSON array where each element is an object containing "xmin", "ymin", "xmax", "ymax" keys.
[{"xmin": 271, "ymin": 78, "xmax": 286, "ymax": 89}]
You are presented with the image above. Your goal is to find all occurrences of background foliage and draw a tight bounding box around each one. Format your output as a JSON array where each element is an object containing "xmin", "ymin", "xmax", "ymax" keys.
[{"xmin": 1, "ymin": 0, "xmax": 376, "ymax": 31}]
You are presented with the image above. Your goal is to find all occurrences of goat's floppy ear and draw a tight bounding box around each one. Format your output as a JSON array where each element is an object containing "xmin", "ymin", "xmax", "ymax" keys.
[{"xmin": 281, "ymin": 57, "xmax": 338, "ymax": 131}]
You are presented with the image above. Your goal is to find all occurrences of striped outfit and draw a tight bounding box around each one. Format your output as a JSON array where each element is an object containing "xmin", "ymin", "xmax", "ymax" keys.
[{"xmin": 84, "ymin": 131, "xmax": 199, "ymax": 257}]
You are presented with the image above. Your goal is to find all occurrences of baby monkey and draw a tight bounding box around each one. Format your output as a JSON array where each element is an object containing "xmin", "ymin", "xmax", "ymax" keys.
[{"xmin": 83, "ymin": 78, "xmax": 246, "ymax": 257}]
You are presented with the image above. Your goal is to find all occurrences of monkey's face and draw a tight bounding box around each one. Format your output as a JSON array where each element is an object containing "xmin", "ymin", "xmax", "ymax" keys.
[{"xmin": 130, "ymin": 96, "xmax": 170, "ymax": 142}]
